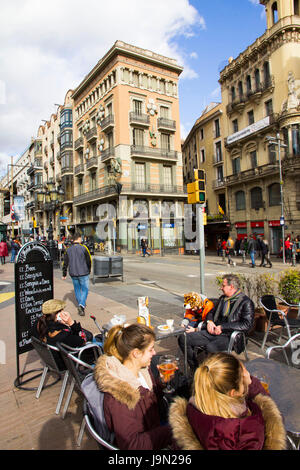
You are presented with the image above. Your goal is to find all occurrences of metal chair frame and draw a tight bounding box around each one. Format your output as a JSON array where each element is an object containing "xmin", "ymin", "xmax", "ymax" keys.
[
  {"xmin": 259, "ymin": 295, "xmax": 300, "ymax": 350},
  {"xmin": 56, "ymin": 342, "xmax": 102, "ymax": 419},
  {"xmin": 31, "ymin": 336, "xmax": 69, "ymax": 415},
  {"xmin": 77, "ymin": 398, "xmax": 119, "ymax": 450},
  {"xmin": 265, "ymin": 332, "xmax": 300, "ymax": 367},
  {"xmin": 195, "ymin": 322, "xmax": 249, "ymax": 361}
]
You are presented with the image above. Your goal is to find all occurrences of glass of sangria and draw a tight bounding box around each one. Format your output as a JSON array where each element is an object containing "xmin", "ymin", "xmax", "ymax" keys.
[{"xmin": 157, "ymin": 354, "xmax": 178, "ymax": 393}]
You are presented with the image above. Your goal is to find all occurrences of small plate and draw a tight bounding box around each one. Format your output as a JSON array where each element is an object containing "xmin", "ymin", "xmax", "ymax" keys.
[{"xmin": 157, "ymin": 324, "xmax": 171, "ymax": 332}]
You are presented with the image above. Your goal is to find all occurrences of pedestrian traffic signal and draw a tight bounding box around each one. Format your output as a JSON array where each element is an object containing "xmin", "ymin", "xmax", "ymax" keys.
[{"xmin": 187, "ymin": 169, "xmax": 206, "ymax": 204}]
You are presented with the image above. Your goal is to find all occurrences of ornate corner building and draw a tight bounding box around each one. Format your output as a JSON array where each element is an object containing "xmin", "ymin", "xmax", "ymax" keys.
[{"xmin": 219, "ymin": 0, "xmax": 300, "ymax": 253}]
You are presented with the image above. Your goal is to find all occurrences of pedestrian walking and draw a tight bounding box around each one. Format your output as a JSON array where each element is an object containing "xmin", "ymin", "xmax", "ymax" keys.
[
  {"xmin": 284, "ymin": 236, "xmax": 292, "ymax": 263},
  {"xmin": 62, "ymin": 232, "xmax": 92, "ymax": 316},
  {"xmin": 0, "ymin": 239, "xmax": 8, "ymax": 265},
  {"xmin": 259, "ymin": 238, "xmax": 272, "ymax": 268},
  {"xmin": 226, "ymin": 236, "xmax": 235, "ymax": 266},
  {"xmin": 141, "ymin": 238, "xmax": 150, "ymax": 257},
  {"xmin": 247, "ymin": 234, "xmax": 258, "ymax": 268},
  {"xmin": 10, "ymin": 238, "xmax": 21, "ymax": 263}
]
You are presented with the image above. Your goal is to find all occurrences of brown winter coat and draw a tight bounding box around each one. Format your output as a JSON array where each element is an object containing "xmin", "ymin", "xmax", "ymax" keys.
[
  {"xmin": 169, "ymin": 393, "xmax": 286, "ymax": 450},
  {"xmin": 93, "ymin": 354, "xmax": 173, "ymax": 450}
]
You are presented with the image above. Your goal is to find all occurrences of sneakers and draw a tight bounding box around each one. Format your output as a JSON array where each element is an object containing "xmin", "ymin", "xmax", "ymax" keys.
[{"xmin": 78, "ymin": 305, "xmax": 85, "ymax": 316}]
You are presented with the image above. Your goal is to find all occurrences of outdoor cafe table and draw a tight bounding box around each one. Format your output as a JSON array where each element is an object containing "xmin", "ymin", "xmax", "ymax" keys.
[
  {"xmin": 154, "ymin": 325, "xmax": 187, "ymax": 376},
  {"xmin": 246, "ymin": 357, "xmax": 300, "ymax": 450},
  {"xmin": 102, "ymin": 321, "xmax": 188, "ymax": 376}
]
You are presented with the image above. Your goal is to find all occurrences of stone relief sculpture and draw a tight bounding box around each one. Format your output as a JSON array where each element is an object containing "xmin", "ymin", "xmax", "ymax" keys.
[
  {"xmin": 282, "ymin": 71, "xmax": 300, "ymax": 111},
  {"xmin": 107, "ymin": 157, "xmax": 122, "ymax": 184}
]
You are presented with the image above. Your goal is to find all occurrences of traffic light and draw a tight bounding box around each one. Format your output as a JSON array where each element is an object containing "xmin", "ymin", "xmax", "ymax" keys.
[{"xmin": 187, "ymin": 169, "xmax": 206, "ymax": 204}]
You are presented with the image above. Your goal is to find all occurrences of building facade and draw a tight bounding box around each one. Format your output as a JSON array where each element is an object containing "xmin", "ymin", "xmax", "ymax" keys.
[
  {"xmin": 182, "ymin": 103, "xmax": 230, "ymax": 250},
  {"xmin": 72, "ymin": 40, "xmax": 186, "ymax": 253},
  {"xmin": 218, "ymin": 0, "xmax": 300, "ymax": 252}
]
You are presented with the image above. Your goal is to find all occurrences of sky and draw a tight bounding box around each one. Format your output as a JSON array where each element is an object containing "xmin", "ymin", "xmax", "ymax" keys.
[{"xmin": 0, "ymin": 0, "xmax": 267, "ymax": 177}]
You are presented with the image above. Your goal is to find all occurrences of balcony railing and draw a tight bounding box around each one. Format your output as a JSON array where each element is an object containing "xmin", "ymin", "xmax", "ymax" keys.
[
  {"xmin": 122, "ymin": 183, "xmax": 186, "ymax": 195},
  {"xmin": 157, "ymin": 118, "xmax": 176, "ymax": 131},
  {"xmin": 130, "ymin": 145, "xmax": 178, "ymax": 160},
  {"xmin": 74, "ymin": 185, "xmax": 117, "ymax": 205},
  {"xmin": 86, "ymin": 126, "xmax": 97, "ymax": 142},
  {"xmin": 75, "ymin": 137, "xmax": 84, "ymax": 150},
  {"xmin": 86, "ymin": 156, "xmax": 98, "ymax": 170},
  {"xmin": 61, "ymin": 166, "xmax": 74, "ymax": 176},
  {"xmin": 27, "ymin": 165, "xmax": 35, "ymax": 176},
  {"xmin": 129, "ymin": 112, "xmax": 150, "ymax": 126},
  {"xmin": 224, "ymin": 162, "xmax": 279, "ymax": 186},
  {"xmin": 226, "ymin": 76, "xmax": 275, "ymax": 114},
  {"xmin": 74, "ymin": 163, "xmax": 85, "ymax": 176},
  {"xmin": 101, "ymin": 147, "xmax": 115, "ymax": 162},
  {"xmin": 100, "ymin": 114, "xmax": 114, "ymax": 131}
]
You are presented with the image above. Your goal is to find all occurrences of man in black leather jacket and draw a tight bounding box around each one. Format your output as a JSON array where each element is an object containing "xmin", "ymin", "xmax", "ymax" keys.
[{"xmin": 178, "ymin": 274, "xmax": 254, "ymax": 370}]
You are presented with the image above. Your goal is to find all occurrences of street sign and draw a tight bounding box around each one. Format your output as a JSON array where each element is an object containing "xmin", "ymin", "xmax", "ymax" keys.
[{"xmin": 280, "ymin": 216, "xmax": 285, "ymax": 226}]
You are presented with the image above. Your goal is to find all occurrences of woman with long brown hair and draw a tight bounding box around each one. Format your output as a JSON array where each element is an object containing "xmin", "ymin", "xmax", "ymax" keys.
[
  {"xmin": 169, "ymin": 352, "xmax": 286, "ymax": 450},
  {"xmin": 93, "ymin": 323, "xmax": 173, "ymax": 450}
]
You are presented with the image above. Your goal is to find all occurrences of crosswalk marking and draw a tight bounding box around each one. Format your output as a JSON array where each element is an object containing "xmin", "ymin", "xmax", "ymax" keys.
[{"xmin": 0, "ymin": 292, "xmax": 15, "ymax": 303}]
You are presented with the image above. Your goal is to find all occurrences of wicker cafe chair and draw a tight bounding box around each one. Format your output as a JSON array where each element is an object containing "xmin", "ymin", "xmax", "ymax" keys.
[
  {"xmin": 259, "ymin": 295, "xmax": 300, "ymax": 350},
  {"xmin": 56, "ymin": 342, "xmax": 102, "ymax": 419},
  {"xmin": 30, "ymin": 336, "xmax": 69, "ymax": 415}
]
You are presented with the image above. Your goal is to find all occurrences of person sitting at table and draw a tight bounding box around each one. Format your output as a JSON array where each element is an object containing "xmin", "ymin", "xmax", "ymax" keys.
[
  {"xmin": 31, "ymin": 299, "xmax": 94, "ymax": 369},
  {"xmin": 178, "ymin": 274, "xmax": 254, "ymax": 372},
  {"xmin": 93, "ymin": 323, "xmax": 173, "ymax": 450},
  {"xmin": 169, "ymin": 352, "xmax": 286, "ymax": 450},
  {"xmin": 181, "ymin": 292, "xmax": 214, "ymax": 328}
]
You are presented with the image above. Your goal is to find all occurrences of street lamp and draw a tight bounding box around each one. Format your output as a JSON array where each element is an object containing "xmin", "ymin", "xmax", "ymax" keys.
[{"xmin": 266, "ymin": 133, "xmax": 287, "ymax": 264}]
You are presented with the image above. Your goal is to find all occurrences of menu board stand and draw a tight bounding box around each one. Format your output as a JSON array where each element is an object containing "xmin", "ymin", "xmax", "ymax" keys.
[{"xmin": 14, "ymin": 242, "xmax": 55, "ymax": 390}]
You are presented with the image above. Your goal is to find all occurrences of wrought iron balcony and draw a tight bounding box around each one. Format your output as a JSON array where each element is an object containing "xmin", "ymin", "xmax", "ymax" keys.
[
  {"xmin": 75, "ymin": 137, "xmax": 84, "ymax": 150},
  {"xmin": 61, "ymin": 166, "xmax": 74, "ymax": 176},
  {"xmin": 100, "ymin": 147, "xmax": 115, "ymax": 162},
  {"xmin": 122, "ymin": 183, "xmax": 186, "ymax": 195},
  {"xmin": 157, "ymin": 118, "xmax": 176, "ymax": 132},
  {"xmin": 100, "ymin": 114, "xmax": 114, "ymax": 132},
  {"xmin": 129, "ymin": 112, "xmax": 150, "ymax": 126},
  {"xmin": 86, "ymin": 126, "xmax": 97, "ymax": 142},
  {"xmin": 74, "ymin": 163, "xmax": 85, "ymax": 176},
  {"xmin": 73, "ymin": 185, "xmax": 117, "ymax": 205},
  {"xmin": 86, "ymin": 156, "xmax": 98, "ymax": 170},
  {"xmin": 130, "ymin": 145, "xmax": 178, "ymax": 161}
]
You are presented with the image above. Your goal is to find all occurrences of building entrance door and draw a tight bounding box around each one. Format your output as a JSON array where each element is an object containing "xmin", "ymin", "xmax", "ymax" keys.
[{"xmin": 271, "ymin": 227, "xmax": 281, "ymax": 255}]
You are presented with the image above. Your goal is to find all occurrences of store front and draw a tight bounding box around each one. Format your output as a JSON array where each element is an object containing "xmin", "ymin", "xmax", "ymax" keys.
[
  {"xmin": 251, "ymin": 221, "xmax": 264, "ymax": 238},
  {"xmin": 269, "ymin": 220, "xmax": 281, "ymax": 254},
  {"xmin": 235, "ymin": 222, "xmax": 247, "ymax": 240}
]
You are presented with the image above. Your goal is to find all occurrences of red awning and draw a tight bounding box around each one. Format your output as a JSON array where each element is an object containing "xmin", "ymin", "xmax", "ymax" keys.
[
  {"xmin": 269, "ymin": 220, "xmax": 280, "ymax": 227},
  {"xmin": 251, "ymin": 221, "xmax": 264, "ymax": 228}
]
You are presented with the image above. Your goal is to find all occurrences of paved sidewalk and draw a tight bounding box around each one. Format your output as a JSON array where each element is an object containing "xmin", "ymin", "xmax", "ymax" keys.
[{"xmin": 0, "ymin": 255, "xmax": 297, "ymax": 450}]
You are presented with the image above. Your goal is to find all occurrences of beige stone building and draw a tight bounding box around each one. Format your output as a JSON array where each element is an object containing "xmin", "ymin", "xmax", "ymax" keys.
[
  {"xmin": 218, "ymin": 0, "xmax": 300, "ymax": 253},
  {"xmin": 182, "ymin": 103, "xmax": 229, "ymax": 249},
  {"xmin": 72, "ymin": 40, "xmax": 186, "ymax": 253}
]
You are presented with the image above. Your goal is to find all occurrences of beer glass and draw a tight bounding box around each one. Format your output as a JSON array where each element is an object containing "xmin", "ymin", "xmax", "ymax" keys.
[{"xmin": 157, "ymin": 354, "xmax": 178, "ymax": 393}]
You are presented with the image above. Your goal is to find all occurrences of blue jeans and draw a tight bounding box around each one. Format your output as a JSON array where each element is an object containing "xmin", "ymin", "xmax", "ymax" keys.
[
  {"xmin": 250, "ymin": 251, "xmax": 256, "ymax": 266},
  {"xmin": 10, "ymin": 249, "xmax": 16, "ymax": 263},
  {"xmin": 71, "ymin": 275, "xmax": 89, "ymax": 308}
]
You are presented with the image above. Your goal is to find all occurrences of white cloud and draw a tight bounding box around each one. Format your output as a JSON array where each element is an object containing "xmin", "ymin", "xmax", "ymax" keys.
[
  {"xmin": 0, "ymin": 0, "xmax": 205, "ymax": 168},
  {"xmin": 190, "ymin": 52, "xmax": 198, "ymax": 59}
]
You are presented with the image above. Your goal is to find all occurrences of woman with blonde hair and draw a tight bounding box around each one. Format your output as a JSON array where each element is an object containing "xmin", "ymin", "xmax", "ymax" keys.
[
  {"xmin": 93, "ymin": 323, "xmax": 173, "ymax": 450},
  {"xmin": 169, "ymin": 352, "xmax": 286, "ymax": 450}
]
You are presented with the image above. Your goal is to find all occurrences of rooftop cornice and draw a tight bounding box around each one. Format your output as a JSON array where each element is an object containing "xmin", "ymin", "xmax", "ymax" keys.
[
  {"xmin": 72, "ymin": 40, "xmax": 183, "ymax": 100},
  {"xmin": 219, "ymin": 16, "xmax": 300, "ymax": 83}
]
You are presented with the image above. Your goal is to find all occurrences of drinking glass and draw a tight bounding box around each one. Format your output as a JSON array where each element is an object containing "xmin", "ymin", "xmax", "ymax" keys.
[{"xmin": 157, "ymin": 355, "xmax": 177, "ymax": 393}]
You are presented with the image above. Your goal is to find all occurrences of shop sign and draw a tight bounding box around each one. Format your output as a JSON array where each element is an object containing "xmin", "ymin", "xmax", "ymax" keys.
[
  {"xmin": 269, "ymin": 220, "xmax": 280, "ymax": 227},
  {"xmin": 251, "ymin": 221, "xmax": 264, "ymax": 228},
  {"xmin": 235, "ymin": 222, "xmax": 247, "ymax": 228},
  {"xmin": 162, "ymin": 223, "xmax": 175, "ymax": 228}
]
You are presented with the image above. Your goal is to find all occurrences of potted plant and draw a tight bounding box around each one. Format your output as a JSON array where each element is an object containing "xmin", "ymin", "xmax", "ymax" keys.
[{"xmin": 278, "ymin": 268, "xmax": 300, "ymax": 319}]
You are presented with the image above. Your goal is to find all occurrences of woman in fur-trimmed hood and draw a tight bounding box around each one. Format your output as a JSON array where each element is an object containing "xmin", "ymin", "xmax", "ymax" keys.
[
  {"xmin": 93, "ymin": 323, "xmax": 173, "ymax": 450},
  {"xmin": 169, "ymin": 352, "xmax": 286, "ymax": 450}
]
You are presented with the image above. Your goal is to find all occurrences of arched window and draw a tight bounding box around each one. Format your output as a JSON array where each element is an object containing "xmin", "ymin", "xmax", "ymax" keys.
[
  {"xmin": 268, "ymin": 183, "xmax": 281, "ymax": 206},
  {"xmin": 235, "ymin": 191, "xmax": 246, "ymax": 211},
  {"xmin": 272, "ymin": 2, "xmax": 278, "ymax": 24},
  {"xmin": 250, "ymin": 187, "xmax": 263, "ymax": 209}
]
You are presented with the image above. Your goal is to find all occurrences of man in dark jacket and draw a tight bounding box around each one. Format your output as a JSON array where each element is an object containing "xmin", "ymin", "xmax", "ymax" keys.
[
  {"xmin": 178, "ymin": 274, "xmax": 254, "ymax": 371},
  {"xmin": 62, "ymin": 232, "xmax": 92, "ymax": 316}
]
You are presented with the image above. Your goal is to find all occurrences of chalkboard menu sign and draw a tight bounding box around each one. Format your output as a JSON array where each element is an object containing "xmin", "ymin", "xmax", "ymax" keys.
[{"xmin": 15, "ymin": 242, "xmax": 53, "ymax": 356}]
